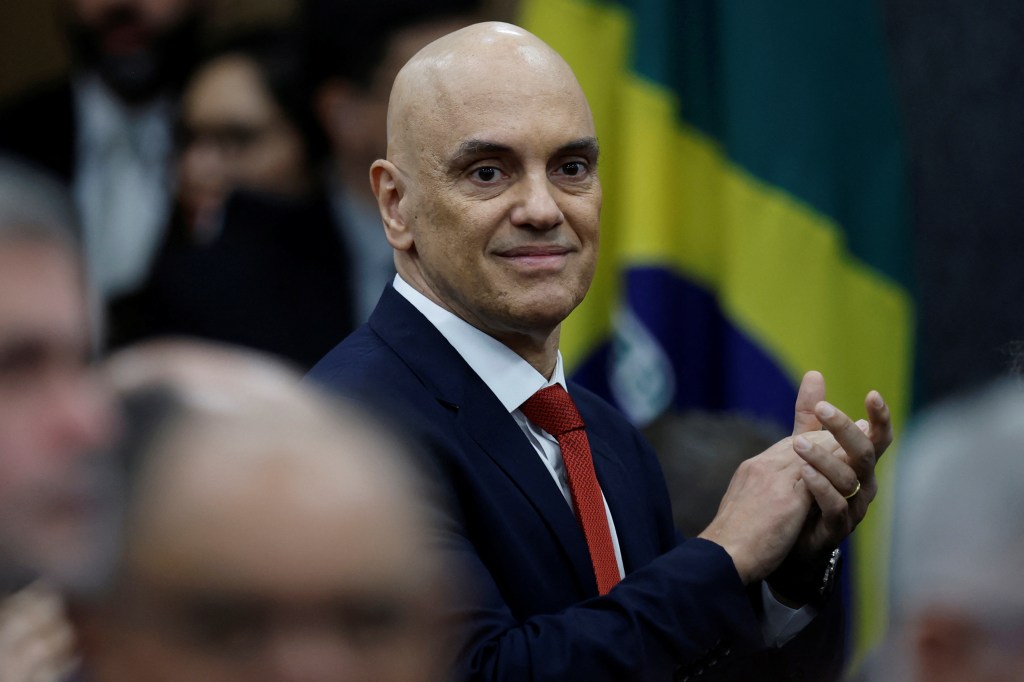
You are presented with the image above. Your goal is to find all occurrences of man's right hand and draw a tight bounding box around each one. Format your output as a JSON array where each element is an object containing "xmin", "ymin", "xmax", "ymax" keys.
[{"xmin": 696, "ymin": 429, "xmax": 814, "ymax": 584}]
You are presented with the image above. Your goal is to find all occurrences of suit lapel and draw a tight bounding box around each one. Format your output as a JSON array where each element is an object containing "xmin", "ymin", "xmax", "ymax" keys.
[
  {"xmin": 369, "ymin": 288, "xmax": 598, "ymax": 594},
  {"xmin": 458, "ymin": 381, "xmax": 597, "ymax": 594}
]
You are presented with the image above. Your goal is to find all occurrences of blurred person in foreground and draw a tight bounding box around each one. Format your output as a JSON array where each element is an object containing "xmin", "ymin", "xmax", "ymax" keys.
[
  {"xmin": 309, "ymin": 22, "xmax": 893, "ymax": 680},
  {"xmin": 0, "ymin": 0, "xmax": 210, "ymax": 301},
  {"xmin": 0, "ymin": 157, "xmax": 116, "ymax": 681},
  {"xmin": 305, "ymin": 0, "xmax": 481, "ymax": 323},
  {"xmin": 852, "ymin": 379, "xmax": 1024, "ymax": 682},
  {"xmin": 109, "ymin": 29, "xmax": 354, "ymax": 366},
  {"xmin": 72, "ymin": 340, "xmax": 458, "ymax": 682}
]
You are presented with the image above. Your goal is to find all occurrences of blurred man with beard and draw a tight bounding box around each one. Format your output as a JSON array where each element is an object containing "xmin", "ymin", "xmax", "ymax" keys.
[
  {"xmin": 0, "ymin": 156, "xmax": 116, "ymax": 681},
  {"xmin": 0, "ymin": 0, "xmax": 209, "ymax": 303}
]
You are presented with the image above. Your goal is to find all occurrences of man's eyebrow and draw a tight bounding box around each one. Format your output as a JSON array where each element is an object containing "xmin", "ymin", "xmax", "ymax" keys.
[
  {"xmin": 449, "ymin": 140, "xmax": 513, "ymax": 165},
  {"xmin": 446, "ymin": 137, "xmax": 601, "ymax": 166},
  {"xmin": 557, "ymin": 137, "xmax": 600, "ymax": 160}
]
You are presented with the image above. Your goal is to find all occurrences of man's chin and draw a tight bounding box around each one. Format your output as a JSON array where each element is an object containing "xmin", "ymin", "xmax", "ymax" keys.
[
  {"xmin": 92, "ymin": 53, "xmax": 170, "ymax": 104},
  {"xmin": 500, "ymin": 300, "xmax": 580, "ymax": 339},
  {"xmin": 0, "ymin": 503, "xmax": 110, "ymax": 582},
  {"xmin": 67, "ymin": 15, "xmax": 201, "ymax": 104}
]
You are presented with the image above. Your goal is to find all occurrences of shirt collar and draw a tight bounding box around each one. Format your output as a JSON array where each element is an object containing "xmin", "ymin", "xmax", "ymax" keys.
[
  {"xmin": 391, "ymin": 274, "xmax": 566, "ymax": 413},
  {"xmin": 73, "ymin": 73, "xmax": 173, "ymax": 160}
]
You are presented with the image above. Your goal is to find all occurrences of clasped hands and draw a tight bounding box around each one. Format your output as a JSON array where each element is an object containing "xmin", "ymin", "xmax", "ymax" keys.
[{"xmin": 698, "ymin": 371, "xmax": 893, "ymax": 603}]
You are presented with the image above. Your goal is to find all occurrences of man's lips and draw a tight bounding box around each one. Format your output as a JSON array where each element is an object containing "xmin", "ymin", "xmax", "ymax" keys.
[
  {"xmin": 101, "ymin": 23, "xmax": 151, "ymax": 55},
  {"xmin": 497, "ymin": 245, "xmax": 572, "ymax": 257},
  {"xmin": 496, "ymin": 245, "xmax": 573, "ymax": 269}
]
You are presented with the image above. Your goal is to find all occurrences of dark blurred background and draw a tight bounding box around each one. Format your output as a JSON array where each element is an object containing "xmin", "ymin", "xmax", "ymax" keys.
[
  {"xmin": 2, "ymin": 0, "xmax": 1021, "ymax": 409},
  {"xmin": 880, "ymin": 0, "xmax": 1024, "ymax": 405}
]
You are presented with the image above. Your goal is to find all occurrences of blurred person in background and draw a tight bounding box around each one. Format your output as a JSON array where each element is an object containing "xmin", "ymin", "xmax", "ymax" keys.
[
  {"xmin": 852, "ymin": 379, "xmax": 1024, "ymax": 682},
  {"xmin": 0, "ymin": 156, "xmax": 116, "ymax": 681},
  {"xmin": 108, "ymin": 29, "xmax": 355, "ymax": 367},
  {"xmin": 304, "ymin": 0, "xmax": 481, "ymax": 323},
  {"xmin": 0, "ymin": 0, "xmax": 210, "ymax": 303},
  {"xmin": 643, "ymin": 411, "xmax": 783, "ymax": 537},
  {"xmin": 174, "ymin": 29, "xmax": 328, "ymax": 240},
  {"xmin": 72, "ymin": 340, "xmax": 459, "ymax": 682}
]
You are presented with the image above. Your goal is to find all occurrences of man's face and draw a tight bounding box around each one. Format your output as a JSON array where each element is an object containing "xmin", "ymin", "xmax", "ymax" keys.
[
  {"xmin": 391, "ymin": 54, "xmax": 602, "ymax": 345},
  {"xmin": 64, "ymin": 0, "xmax": 204, "ymax": 102},
  {"xmin": 80, "ymin": 428, "xmax": 454, "ymax": 682},
  {"xmin": 0, "ymin": 238, "xmax": 113, "ymax": 580},
  {"xmin": 177, "ymin": 54, "xmax": 310, "ymax": 232},
  {"xmin": 909, "ymin": 611, "xmax": 1024, "ymax": 682},
  {"xmin": 68, "ymin": 0, "xmax": 197, "ymax": 54}
]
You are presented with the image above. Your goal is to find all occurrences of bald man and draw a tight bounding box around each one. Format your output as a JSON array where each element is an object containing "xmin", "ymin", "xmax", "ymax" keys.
[
  {"xmin": 310, "ymin": 22, "xmax": 892, "ymax": 681},
  {"xmin": 75, "ymin": 341, "xmax": 458, "ymax": 682}
]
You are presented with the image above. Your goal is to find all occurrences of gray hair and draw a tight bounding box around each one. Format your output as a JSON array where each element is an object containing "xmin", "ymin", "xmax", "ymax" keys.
[
  {"xmin": 889, "ymin": 378, "xmax": 1024, "ymax": 623},
  {"xmin": 0, "ymin": 155, "xmax": 79, "ymax": 248}
]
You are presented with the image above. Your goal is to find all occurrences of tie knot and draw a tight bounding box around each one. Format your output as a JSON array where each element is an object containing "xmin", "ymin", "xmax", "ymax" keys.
[{"xmin": 520, "ymin": 385, "xmax": 584, "ymax": 437}]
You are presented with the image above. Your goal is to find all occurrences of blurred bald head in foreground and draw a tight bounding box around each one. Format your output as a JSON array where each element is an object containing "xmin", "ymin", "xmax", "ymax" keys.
[
  {"xmin": 875, "ymin": 379, "xmax": 1024, "ymax": 682},
  {"xmin": 76, "ymin": 341, "xmax": 457, "ymax": 682}
]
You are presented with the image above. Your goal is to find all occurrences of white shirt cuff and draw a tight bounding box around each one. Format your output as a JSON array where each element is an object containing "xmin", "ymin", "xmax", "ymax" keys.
[{"xmin": 759, "ymin": 581, "xmax": 818, "ymax": 647}]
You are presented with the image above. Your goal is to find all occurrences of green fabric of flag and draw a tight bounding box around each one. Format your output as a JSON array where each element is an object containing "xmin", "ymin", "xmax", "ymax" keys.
[{"xmin": 521, "ymin": 0, "xmax": 915, "ymax": 665}]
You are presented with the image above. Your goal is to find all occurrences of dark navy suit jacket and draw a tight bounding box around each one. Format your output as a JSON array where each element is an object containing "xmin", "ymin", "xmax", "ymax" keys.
[{"xmin": 308, "ymin": 285, "xmax": 845, "ymax": 681}]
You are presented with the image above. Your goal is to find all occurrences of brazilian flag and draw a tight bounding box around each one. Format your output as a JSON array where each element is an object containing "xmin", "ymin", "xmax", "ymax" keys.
[{"xmin": 521, "ymin": 0, "xmax": 915, "ymax": 666}]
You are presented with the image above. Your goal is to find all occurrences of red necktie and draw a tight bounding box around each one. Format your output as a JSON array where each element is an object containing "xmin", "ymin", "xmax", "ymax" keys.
[{"xmin": 520, "ymin": 385, "xmax": 621, "ymax": 595}]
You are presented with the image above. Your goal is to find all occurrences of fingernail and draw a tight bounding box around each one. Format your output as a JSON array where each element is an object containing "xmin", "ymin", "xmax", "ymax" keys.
[
  {"xmin": 817, "ymin": 401, "xmax": 836, "ymax": 419},
  {"xmin": 856, "ymin": 418, "xmax": 869, "ymax": 433},
  {"xmin": 872, "ymin": 393, "xmax": 885, "ymax": 409},
  {"xmin": 794, "ymin": 435, "xmax": 811, "ymax": 453}
]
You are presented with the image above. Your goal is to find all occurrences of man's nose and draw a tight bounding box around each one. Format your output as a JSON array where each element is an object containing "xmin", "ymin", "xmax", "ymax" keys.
[
  {"xmin": 48, "ymin": 370, "xmax": 115, "ymax": 457},
  {"xmin": 509, "ymin": 171, "xmax": 564, "ymax": 231},
  {"xmin": 265, "ymin": 626, "xmax": 362, "ymax": 682}
]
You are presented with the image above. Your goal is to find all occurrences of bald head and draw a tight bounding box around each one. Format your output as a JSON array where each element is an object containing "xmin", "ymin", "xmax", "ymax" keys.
[
  {"xmin": 80, "ymin": 341, "xmax": 457, "ymax": 682},
  {"xmin": 127, "ymin": 389, "xmax": 439, "ymax": 586},
  {"xmin": 386, "ymin": 22, "xmax": 591, "ymax": 166}
]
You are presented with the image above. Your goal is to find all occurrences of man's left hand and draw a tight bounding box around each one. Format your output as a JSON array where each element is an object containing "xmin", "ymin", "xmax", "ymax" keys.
[{"xmin": 767, "ymin": 372, "xmax": 893, "ymax": 604}]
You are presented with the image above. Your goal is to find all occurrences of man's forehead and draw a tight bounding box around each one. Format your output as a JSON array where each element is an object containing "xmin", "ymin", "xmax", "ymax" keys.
[{"xmin": 387, "ymin": 22, "xmax": 591, "ymax": 155}]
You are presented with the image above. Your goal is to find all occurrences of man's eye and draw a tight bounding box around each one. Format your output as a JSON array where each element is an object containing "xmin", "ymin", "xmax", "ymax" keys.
[
  {"xmin": 471, "ymin": 167, "xmax": 501, "ymax": 182},
  {"xmin": 560, "ymin": 161, "xmax": 587, "ymax": 177}
]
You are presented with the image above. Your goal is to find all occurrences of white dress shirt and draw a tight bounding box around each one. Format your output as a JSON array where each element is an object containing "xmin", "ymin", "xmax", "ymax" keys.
[
  {"xmin": 73, "ymin": 74, "xmax": 174, "ymax": 300},
  {"xmin": 392, "ymin": 274, "xmax": 814, "ymax": 646}
]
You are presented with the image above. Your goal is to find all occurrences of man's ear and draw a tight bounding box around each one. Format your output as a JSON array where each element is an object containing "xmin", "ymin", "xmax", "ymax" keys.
[{"xmin": 370, "ymin": 160, "xmax": 413, "ymax": 252}]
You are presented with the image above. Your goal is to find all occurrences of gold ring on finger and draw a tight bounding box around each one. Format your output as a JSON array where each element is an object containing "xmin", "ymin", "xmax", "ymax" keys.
[{"xmin": 843, "ymin": 480, "xmax": 862, "ymax": 500}]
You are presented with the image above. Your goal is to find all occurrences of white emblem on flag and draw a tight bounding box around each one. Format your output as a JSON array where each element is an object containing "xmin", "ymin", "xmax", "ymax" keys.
[{"xmin": 609, "ymin": 305, "xmax": 676, "ymax": 427}]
